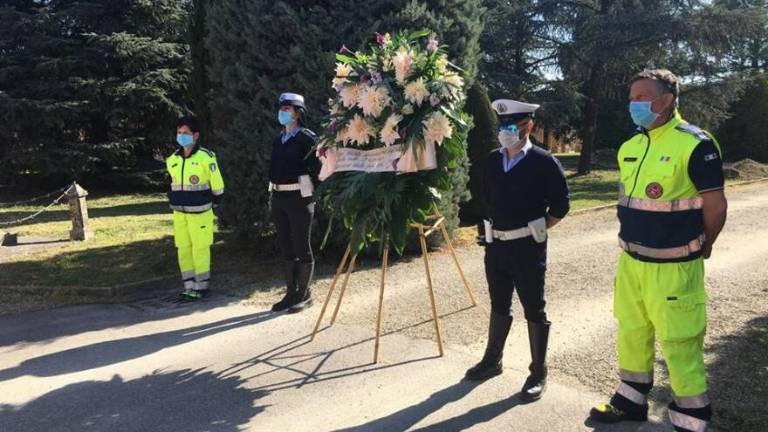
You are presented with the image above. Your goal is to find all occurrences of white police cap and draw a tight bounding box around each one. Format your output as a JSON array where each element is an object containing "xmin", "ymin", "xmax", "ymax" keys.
[
  {"xmin": 278, "ymin": 92, "xmax": 306, "ymax": 109},
  {"xmin": 491, "ymin": 99, "xmax": 540, "ymax": 117}
]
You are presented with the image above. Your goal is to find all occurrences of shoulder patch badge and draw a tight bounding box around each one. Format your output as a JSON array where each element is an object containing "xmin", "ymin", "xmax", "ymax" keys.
[
  {"xmin": 704, "ymin": 153, "xmax": 719, "ymax": 162},
  {"xmin": 210, "ymin": 163, "xmax": 217, "ymax": 172},
  {"xmin": 645, "ymin": 182, "xmax": 664, "ymax": 199}
]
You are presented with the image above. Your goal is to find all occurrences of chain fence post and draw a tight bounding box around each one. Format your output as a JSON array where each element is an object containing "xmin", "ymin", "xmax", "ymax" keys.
[{"xmin": 65, "ymin": 182, "xmax": 92, "ymax": 241}]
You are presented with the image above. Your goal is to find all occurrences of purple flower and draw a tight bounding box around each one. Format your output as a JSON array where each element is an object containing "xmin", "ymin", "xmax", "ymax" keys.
[
  {"xmin": 398, "ymin": 128, "xmax": 407, "ymax": 139},
  {"xmin": 329, "ymin": 121, "xmax": 338, "ymax": 132},
  {"xmin": 318, "ymin": 146, "xmax": 328, "ymax": 158},
  {"xmin": 427, "ymin": 38, "xmax": 439, "ymax": 52},
  {"xmin": 430, "ymin": 94, "xmax": 441, "ymax": 107},
  {"xmin": 339, "ymin": 44, "xmax": 352, "ymax": 54},
  {"xmin": 392, "ymin": 157, "xmax": 400, "ymax": 170},
  {"xmin": 370, "ymin": 71, "xmax": 383, "ymax": 84},
  {"xmin": 375, "ymin": 32, "xmax": 386, "ymax": 46}
]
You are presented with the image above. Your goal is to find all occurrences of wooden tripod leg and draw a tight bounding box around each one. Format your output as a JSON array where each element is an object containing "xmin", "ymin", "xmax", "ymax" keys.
[
  {"xmin": 310, "ymin": 244, "xmax": 351, "ymax": 341},
  {"xmin": 418, "ymin": 226, "xmax": 444, "ymax": 357},
  {"xmin": 439, "ymin": 224, "xmax": 477, "ymax": 306},
  {"xmin": 373, "ymin": 245, "xmax": 389, "ymax": 364},
  {"xmin": 330, "ymin": 253, "xmax": 358, "ymax": 324}
]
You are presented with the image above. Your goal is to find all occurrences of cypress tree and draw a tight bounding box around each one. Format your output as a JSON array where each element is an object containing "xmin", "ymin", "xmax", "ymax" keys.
[
  {"xmin": 206, "ymin": 1, "xmax": 484, "ymax": 240},
  {"xmin": 461, "ymin": 83, "xmax": 498, "ymax": 225}
]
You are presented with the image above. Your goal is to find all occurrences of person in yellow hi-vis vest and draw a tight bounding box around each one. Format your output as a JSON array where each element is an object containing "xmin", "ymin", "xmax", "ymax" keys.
[
  {"xmin": 589, "ymin": 70, "xmax": 727, "ymax": 432},
  {"xmin": 166, "ymin": 116, "xmax": 225, "ymax": 300}
]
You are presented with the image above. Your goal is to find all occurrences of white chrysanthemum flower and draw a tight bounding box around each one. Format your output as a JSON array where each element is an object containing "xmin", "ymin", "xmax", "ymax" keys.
[
  {"xmin": 442, "ymin": 73, "xmax": 464, "ymax": 89},
  {"xmin": 435, "ymin": 56, "xmax": 449, "ymax": 73},
  {"xmin": 404, "ymin": 78, "xmax": 430, "ymax": 106},
  {"xmin": 339, "ymin": 84, "xmax": 361, "ymax": 108},
  {"xmin": 392, "ymin": 46, "xmax": 413, "ymax": 84},
  {"xmin": 332, "ymin": 77, "xmax": 348, "ymax": 90},
  {"xmin": 379, "ymin": 113, "xmax": 402, "ymax": 146},
  {"xmin": 336, "ymin": 62, "xmax": 353, "ymax": 78},
  {"xmin": 422, "ymin": 112, "xmax": 453, "ymax": 147},
  {"xmin": 345, "ymin": 114, "xmax": 375, "ymax": 146},
  {"xmin": 357, "ymin": 85, "xmax": 390, "ymax": 118}
]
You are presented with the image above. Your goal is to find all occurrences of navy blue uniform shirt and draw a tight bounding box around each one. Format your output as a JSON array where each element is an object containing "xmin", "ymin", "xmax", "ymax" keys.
[{"xmin": 482, "ymin": 146, "xmax": 570, "ymax": 231}]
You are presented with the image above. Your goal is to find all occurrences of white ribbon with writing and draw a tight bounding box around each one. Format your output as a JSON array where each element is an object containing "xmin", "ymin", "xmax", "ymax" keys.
[{"xmin": 318, "ymin": 141, "xmax": 437, "ymax": 181}]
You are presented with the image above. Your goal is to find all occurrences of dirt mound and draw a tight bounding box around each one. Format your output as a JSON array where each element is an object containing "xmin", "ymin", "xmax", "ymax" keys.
[{"xmin": 723, "ymin": 159, "xmax": 768, "ymax": 180}]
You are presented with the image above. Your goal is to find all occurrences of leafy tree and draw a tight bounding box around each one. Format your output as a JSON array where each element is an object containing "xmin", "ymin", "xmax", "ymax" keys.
[{"xmin": 716, "ymin": 74, "xmax": 768, "ymax": 162}]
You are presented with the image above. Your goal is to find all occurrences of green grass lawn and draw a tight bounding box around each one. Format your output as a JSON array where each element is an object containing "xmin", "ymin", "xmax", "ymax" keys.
[{"xmin": 0, "ymin": 160, "xmax": 621, "ymax": 288}]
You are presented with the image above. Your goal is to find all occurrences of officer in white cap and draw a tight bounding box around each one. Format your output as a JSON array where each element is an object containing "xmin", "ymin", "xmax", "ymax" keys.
[
  {"xmin": 465, "ymin": 98, "xmax": 570, "ymax": 403},
  {"xmin": 269, "ymin": 92, "xmax": 320, "ymax": 313}
]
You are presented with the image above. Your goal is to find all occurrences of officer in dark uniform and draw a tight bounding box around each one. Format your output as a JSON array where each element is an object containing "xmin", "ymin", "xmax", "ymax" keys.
[
  {"xmin": 269, "ymin": 92, "xmax": 320, "ymax": 313},
  {"xmin": 465, "ymin": 99, "xmax": 570, "ymax": 403}
]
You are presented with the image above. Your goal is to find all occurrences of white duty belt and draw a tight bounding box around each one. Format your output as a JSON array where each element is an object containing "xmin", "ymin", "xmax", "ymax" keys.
[
  {"xmin": 492, "ymin": 226, "xmax": 532, "ymax": 241},
  {"xmin": 269, "ymin": 182, "xmax": 301, "ymax": 192}
]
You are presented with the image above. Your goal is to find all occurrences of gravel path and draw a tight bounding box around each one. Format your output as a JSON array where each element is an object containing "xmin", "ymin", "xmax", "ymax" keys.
[{"xmin": 248, "ymin": 182, "xmax": 768, "ymax": 431}]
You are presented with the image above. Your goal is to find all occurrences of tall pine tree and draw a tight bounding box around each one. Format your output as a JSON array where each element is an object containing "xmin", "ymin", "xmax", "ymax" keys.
[{"xmin": 0, "ymin": 0, "xmax": 190, "ymax": 186}]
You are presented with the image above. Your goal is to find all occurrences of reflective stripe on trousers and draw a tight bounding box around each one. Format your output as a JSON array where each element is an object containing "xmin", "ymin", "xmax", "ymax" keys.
[
  {"xmin": 669, "ymin": 409, "xmax": 708, "ymax": 432},
  {"xmin": 615, "ymin": 382, "xmax": 648, "ymax": 405}
]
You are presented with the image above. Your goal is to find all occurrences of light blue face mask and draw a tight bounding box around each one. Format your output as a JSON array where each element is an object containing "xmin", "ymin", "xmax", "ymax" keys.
[
  {"xmin": 176, "ymin": 133, "xmax": 194, "ymax": 148},
  {"xmin": 278, "ymin": 111, "xmax": 294, "ymax": 126},
  {"xmin": 629, "ymin": 100, "xmax": 659, "ymax": 129}
]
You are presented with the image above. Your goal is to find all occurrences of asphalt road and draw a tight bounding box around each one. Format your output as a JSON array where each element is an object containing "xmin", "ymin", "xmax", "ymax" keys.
[{"xmin": 1, "ymin": 182, "xmax": 766, "ymax": 431}]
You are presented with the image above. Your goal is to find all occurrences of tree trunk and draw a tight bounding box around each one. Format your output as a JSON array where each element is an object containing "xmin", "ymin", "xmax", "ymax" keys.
[{"xmin": 578, "ymin": 65, "xmax": 601, "ymax": 175}]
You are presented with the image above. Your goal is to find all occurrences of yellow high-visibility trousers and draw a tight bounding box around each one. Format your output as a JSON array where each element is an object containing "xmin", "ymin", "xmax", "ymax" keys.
[
  {"xmin": 614, "ymin": 251, "xmax": 708, "ymax": 398},
  {"xmin": 173, "ymin": 210, "xmax": 214, "ymax": 290}
]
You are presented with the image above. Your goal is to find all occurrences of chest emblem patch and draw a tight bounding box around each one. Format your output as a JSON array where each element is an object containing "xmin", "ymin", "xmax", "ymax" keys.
[
  {"xmin": 189, "ymin": 175, "xmax": 200, "ymax": 185},
  {"xmin": 645, "ymin": 182, "xmax": 664, "ymax": 199}
]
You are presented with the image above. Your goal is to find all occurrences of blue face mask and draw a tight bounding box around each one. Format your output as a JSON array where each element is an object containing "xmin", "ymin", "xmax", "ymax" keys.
[
  {"xmin": 176, "ymin": 133, "xmax": 194, "ymax": 148},
  {"xmin": 629, "ymin": 100, "xmax": 659, "ymax": 129},
  {"xmin": 278, "ymin": 111, "xmax": 294, "ymax": 126}
]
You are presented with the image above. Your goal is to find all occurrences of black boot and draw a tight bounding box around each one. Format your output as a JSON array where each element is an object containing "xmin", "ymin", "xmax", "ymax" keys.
[
  {"xmin": 272, "ymin": 260, "xmax": 296, "ymax": 312},
  {"xmin": 465, "ymin": 312, "xmax": 512, "ymax": 381},
  {"xmin": 288, "ymin": 261, "xmax": 314, "ymax": 313},
  {"xmin": 520, "ymin": 321, "xmax": 550, "ymax": 402}
]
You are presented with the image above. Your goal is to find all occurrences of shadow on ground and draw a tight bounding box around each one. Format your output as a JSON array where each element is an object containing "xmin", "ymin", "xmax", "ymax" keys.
[
  {"xmin": 708, "ymin": 313, "xmax": 768, "ymax": 431},
  {"xmin": 0, "ymin": 310, "xmax": 275, "ymax": 381},
  {"xmin": 0, "ymin": 368, "xmax": 266, "ymax": 432}
]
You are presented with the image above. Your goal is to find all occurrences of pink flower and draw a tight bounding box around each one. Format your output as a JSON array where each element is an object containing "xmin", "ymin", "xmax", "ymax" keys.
[
  {"xmin": 430, "ymin": 94, "xmax": 441, "ymax": 107},
  {"xmin": 427, "ymin": 38, "xmax": 439, "ymax": 52},
  {"xmin": 339, "ymin": 44, "xmax": 352, "ymax": 54},
  {"xmin": 375, "ymin": 32, "xmax": 386, "ymax": 45},
  {"xmin": 317, "ymin": 146, "xmax": 328, "ymax": 158}
]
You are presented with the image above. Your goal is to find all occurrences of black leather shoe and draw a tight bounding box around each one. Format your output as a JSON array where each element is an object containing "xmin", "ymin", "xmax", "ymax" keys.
[{"xmin": 589, "ymin": 403, "xmax": 648, "ymax": 423}]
